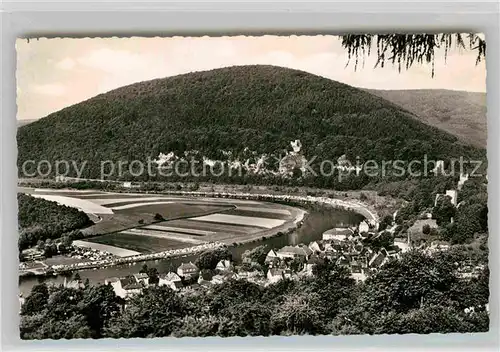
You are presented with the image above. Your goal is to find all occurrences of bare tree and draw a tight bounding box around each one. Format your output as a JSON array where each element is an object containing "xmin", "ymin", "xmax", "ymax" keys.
[{"xmin": 341, "ymin": 33, "xmax": 486, "ymax": 77}]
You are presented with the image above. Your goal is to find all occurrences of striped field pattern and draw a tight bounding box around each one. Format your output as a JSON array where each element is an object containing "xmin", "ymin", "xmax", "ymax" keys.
[{"xmin": 21, "ymin": 188, "xmax": 299, "ymax": 256}]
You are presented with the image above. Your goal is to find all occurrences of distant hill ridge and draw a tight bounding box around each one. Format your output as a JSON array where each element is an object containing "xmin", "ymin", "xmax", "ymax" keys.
[
  {"xmin": 367, "ymin": 89, "xmax": 487, "ymax": 148},
  {"xmin": 17, "ymin": 65, "xmax": 484, "ymax": 183}
]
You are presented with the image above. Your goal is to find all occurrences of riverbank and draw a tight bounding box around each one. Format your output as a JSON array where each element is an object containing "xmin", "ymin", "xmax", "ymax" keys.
[
  {"xmin": 50, "ymin": 241, "xmax": 226, "ymax": 273},
  {"xmin": 18, "ymin": 180, "xmax": 399, "ymax": 217},
  {"xmin": 19, "ymin": 205, "xmax": 362, "ymax": 297},
  {"xmin": 151, "ymin": 190, "xmax": 378, "ymax": 226},
  {"xmin": 18, "ymin": 184, "xmax": 381, "ymax": 275}
]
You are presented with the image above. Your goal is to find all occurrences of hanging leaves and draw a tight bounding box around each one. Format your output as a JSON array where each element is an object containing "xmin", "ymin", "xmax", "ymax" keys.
[{"xmin": 341, "ymin": 33, "xmax": 486, "ymax": 77}]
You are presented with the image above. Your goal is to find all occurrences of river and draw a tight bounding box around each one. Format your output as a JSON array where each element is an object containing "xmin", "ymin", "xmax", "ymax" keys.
[{"xmin": 18, "ymin": 207, "xmax": 363, "ymax": 296}]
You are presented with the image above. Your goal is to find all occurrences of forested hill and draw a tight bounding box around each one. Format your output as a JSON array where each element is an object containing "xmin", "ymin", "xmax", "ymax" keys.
[
  {"xmin": 17, "ymin": 65, "xmax": 484, "ymax": 181},
  {"xmin": 367, "ymin": 89, "xmax": 487, "ymax": 148}
]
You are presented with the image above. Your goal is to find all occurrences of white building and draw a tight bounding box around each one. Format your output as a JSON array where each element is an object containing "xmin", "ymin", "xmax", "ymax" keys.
[
  {"xmin": 158, "ymin": 272, "xmax": 183, "ymax": 291},
  {"xmin": 276, "ymin": 245, "xmax": 312, "ymax": 260},
  {"xmin": 177, "ymin": 262, "xmax": 199, "ymax": 278},
  {"xmin": 434, "ymin": 190, "xmax": 458, "ymax": 207},
  {"xmin": 105, "ymin": 276, "xmax": 143, "ymax": 299},
  {"xmin": 133, "ymin": 273, "xmax": 149, "ymax": 286},
  {"xmin": 267, "ymin": 268, "xmax": 284, "ymax": 284},
  {"xmin": 264, "ymin": 249, "xmax": 279, "ymax": 265},
  {"xmin": 446, "ymin": 190, "xmax": 458, "ymax": 206},
  {"xmin": 215, "ymin": 259, "xmax": 232, "ymax": 272},
  {"xmin": 458, "ymin": 173, "xmax": 469, "ymax": 190},
  {"xmin": 432, "ymin": 160, "xmax": 445, "ymax": 175},
  {"xmin": 322, "ymin": 228, "xmax": 353, "ymax": 241},
  {"xmin": 358, "ymin": 220, "xmax": 370, "ymax": 234}
]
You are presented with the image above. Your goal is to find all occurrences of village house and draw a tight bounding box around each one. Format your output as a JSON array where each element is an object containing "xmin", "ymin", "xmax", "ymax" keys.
[
  {"xmin": 211, "ymin": 271, "xmax": 237, "ymax": 285},
  {"xmin": 434, "ymin": 190, "xmax": 458, "ymax": 207},
  {"xmin": 358, "ymin": 220, "xmax": 370, "ymax": 234},
  {"xmin": 267, "ymin": 268, "xmax": 284, "ymax": 284},
  {"xmin": 236, "ymin": 269, "xmax": 261, "ymax": 280},
  {"xmin": 303, "ymin": 255, "xmax": 325, "ymax": 275},
  {"xmin": 105, "ymin": 276, "xmax": 143, "ymax": 299},
  {"xmin": 276, "ymin": 246, "xmax": 297, "ymax": 260},
  {"xmin": 351, "ymin": 262, "xmax": 370, "ymax": 282},
  {"xmin": 458, "ymin": 173, "xmax": 469, "ymax": 190},
  {"xmin": 158, "ymin": 271, "xmax": 183, "ymax": 290},
  {"xmin": 266, "ymin": 256, "xmax": 280, "ymax": 268},
  {"xmin": 161, "ymin": 278, "xmax": 184, "ymax": 291},
  {"xmin": 432, "ymin": 160, "xmax": 445, "ymax": 175},
  {"xmin": 368, "ymin": 251, "xmax": 387, "ymax": 268},
  {"xmin": 215, "ymin": 259, "xmax": 233, "ymax": 272},
  {"xmin": 283, "ymin": 268, "xmax": 293, "ymax": 280},
  {"xmin": 276, "ymin": 245, "xmax": 313, "ymax": 260},
  {"xmin": 63, "ymin": 277, "xmax": 84, "ymax": 290},
  {"xmin": 381, "ymin": 247, "xmax": 400, "ymax": 258},
  {"xmin": 236, "ymin": 270, "xmax": 249, "ymax": 279},
  {"xmin": 22, "ymin": 248, "xmax": 45, "ymax": 261},
  {"xmin": 446, "ymin": 190, "xmax": 458, "ymax": 206},
  {"xmin": 211, "ymin": 274, "xmax": 225, "ymax": 285},
  {"xmin": 122, "ymin": 181, "xmax": 141, "ymax": 189},
  {"xmin": 350, "ymin": 259, "xmax": 363, "ymax": 274},
  {"xmin": 133, "ymin": 272, "xmax": 149, "ymax": 286},
  {"xmin": 308, "ymin": 241, "xmax": 324, "ymax": 254},
  {"xmin": 394, "ymin": 234, "xmax": 410, "ymax": 252},
  {"xmin": 322, "ymin": 228, "xmax": 353, "ymax": 241},
  {"xmin": 322, "ymin": 242, "xmax": 339, "ymax": 255},
  {"xmin": 177, "ymin": 262, "xmax": 199, "ymax": 278},
  {"xmin": 336, "ymin": 254, "xmax": 351, "ymax": 267},
  {"xmin": 427, "ymin": 240, "xmax": 451, "ymax": 253},
  {"xmin": 264, "ymin": 249, "xmax": 279, "ymax": 264},
  {"xmin": 197, "ymin": 270, "xmax": 214, "ymax": 285}
]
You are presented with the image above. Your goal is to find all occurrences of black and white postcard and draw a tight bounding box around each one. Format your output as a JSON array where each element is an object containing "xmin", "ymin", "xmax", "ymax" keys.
[{"xmin": 16, "ymin": 34, "xmax": 488, "ymax": 339}]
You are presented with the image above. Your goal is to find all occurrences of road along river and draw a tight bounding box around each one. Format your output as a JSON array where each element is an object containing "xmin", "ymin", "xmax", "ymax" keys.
[{"xmin": 18, "ymin": 189, "xmax": 370, "ymax": 295}]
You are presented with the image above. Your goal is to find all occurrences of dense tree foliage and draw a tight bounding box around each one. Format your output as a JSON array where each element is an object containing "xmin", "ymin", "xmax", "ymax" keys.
[
  {"xmin": 20, "ymin": 249, "xmax": 488, "ymax": 339},
  {"xmin": 17, "ymin": 194, "xmax": 93, "ymax": 251},
  {"xmin": 18, "ymin": 65, "xmax": 483, "ymax": 190},
  {"xmin": 241, "ymin": 245, "xmax": 269, "ymax": 266},
  {"xmin": 342, "ymin": 34, "xmax": 485, "ymax": 77},
  {"xmin": 20, "ymin": 283, "xmax": 122, "ymax": 339},
  {"xmin": 376, "ymin": 172, "xmax": 487, "ymax": 245},
  {"xmin": 368, "ymin": 89, "xmax": 486, "ymax": 148},
  {"xmin": 195, "ymin": 246, "xmax": 232, "ymax": 270},
  {"xmin": 140, "ymin": 264, "xmax": 160, "ymax": 285},
  {"xmin": 433, "ymin": 196, "xmax": 456, "ymax": 226}
]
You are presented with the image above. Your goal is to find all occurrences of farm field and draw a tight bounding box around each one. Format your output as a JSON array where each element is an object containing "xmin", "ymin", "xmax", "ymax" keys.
[
  {"xmin": 92, "ymin": 197, "xmax": 174, "ymax": 205},
  {"xmin": 29, "ymin": 194, "xmax": 114, "ymax": 214},
  {"xmin": 221, "ymin": 208, "xmax": 290, "ymax": 220},
  {"xmin": 232, "ymin": 206, "xmax": 291, "ymax": 215},
  {"xmin": 190, "ymin": 213, "xmax": 286, "ymax": 228},
  {"xmin": 164, "ymin": 219, "xmax": 263, "ymax": 235},
  {"xmin": 143, "ymin": 224, "xmax": 215, "ymax": 236},
  {"xmin": 113, "ymin": 202, "xmax": 234, "ymax": 218},
  {"xmin": 83, "ymin": 233, "xmax": 192, "ymax": 254},
  {"xmin": 19, "ymin": 187, "xmax": 304, "ymax": 256},
  {"xmin": 121, "ymin": 228, "xmax": 206, "ymax": 244}
]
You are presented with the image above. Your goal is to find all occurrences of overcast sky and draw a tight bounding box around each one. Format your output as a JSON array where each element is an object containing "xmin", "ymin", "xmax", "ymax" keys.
[{"xmin": 16, "ymin": 35, "xmax": 486, "ymax": 120}]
